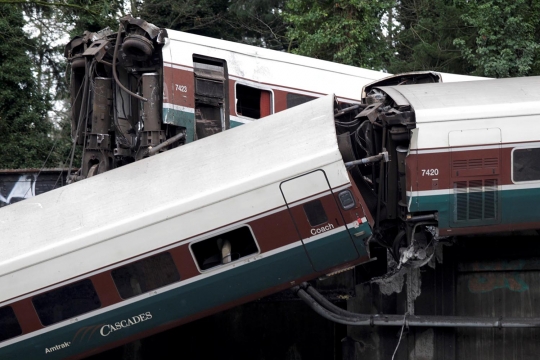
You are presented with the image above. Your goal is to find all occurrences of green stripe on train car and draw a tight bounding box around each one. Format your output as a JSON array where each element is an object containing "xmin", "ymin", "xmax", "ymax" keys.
[
  {"xmin": 162, "ymin": 108, "xmax": 195, "ymax": 142},
  {"xmin": 0, "ymin": 229, "xmax": 370, "ymax": 360},
  {"xmin": 410, "ymin": 187, "xmax": 540, "ymax": 230}
]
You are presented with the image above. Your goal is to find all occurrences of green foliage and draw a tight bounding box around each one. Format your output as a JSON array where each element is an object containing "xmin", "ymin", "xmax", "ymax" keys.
[
  {"xmin": 138, "ymin": 0, "xmax": 287, "ymax": 49},
  {"xmin": 283, "ymin": 0, "xmax": 392, "ymax": 69},
  {"xmin": 389, "ymin": 0, "xmax": 472, "ymax": 74},
  {"xmin": 453, "ymin": 0, "xmax": 540, "ymax": 78},
  {"xmin": 226, "ymin": 0, "xmax": 287, "ymax": 49},
  {"xmin": 138, "ymin": 0, "xmax": 231, "ymax": 38},
  {"xmin": 61, "ymin": 0, "xmax": 129, "ymax": 37},
  {"xmin": 0, "ymin": 4, "xmax": 68, "ymax": 168},
  {"xmin": 3, "ymin": 0, "xmax": 540, "ymax": 172}
]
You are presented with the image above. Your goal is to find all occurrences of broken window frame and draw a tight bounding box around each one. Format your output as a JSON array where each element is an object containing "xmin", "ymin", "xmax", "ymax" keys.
[
  {"xmin": 189, "ymin": 225, "xmax": 261, "ymax": 273},
  {"xmin": 234, "ymin": 82, "xmax": 274, "ymax": 120},
  {"xmin": 193, "ymin": 55, "xmax": 230, "ymax": 137}
]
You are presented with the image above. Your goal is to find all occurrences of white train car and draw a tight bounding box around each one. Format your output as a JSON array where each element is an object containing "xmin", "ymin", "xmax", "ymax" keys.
[
  {"xmin": 67, "ymin": 15, "xmax": 487, "ymax": 147},
  {"xmin": 0, "ymin": 96, "xmax": 373, "ymax": 359}
]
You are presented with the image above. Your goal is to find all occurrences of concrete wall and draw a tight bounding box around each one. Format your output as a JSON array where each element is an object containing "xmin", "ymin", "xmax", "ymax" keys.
[
  {"xmin": 0, "ymin": 169, "xmax": 69, "ymax": 208},
  {"xmin": 344, "ymin": 233, "xmax": 540, "ymax": 360}
]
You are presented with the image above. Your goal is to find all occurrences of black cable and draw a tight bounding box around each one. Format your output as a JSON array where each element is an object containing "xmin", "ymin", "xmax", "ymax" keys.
[
  {"xmin": 112, "ymin": 24, "xmax": 147, "ymax": 102},
  {"xmin": 67, "ymin": 63, "xmax": 90, "ymax": 180}
]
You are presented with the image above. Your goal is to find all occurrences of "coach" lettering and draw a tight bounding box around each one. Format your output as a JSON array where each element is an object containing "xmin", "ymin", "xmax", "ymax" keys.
[{"xmin": 310, "ymin": 223, "xmax": 335, "ymax": 236}]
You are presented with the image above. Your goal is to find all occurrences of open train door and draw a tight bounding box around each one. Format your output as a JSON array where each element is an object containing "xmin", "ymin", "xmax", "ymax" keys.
[{"xmin": 280, "ymin": 170, "xmax": 360, "ymax": 272}]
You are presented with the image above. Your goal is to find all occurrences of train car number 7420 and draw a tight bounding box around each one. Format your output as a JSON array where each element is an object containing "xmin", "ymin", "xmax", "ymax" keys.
[{"xmin": 421, "ymin": 169, "xmax": 439, "ymax": 176}]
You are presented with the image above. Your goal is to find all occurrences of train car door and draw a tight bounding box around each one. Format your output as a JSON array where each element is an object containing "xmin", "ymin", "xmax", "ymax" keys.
[
  {"xmin": 280, "ymin": 170, "xmax": 360, "ymax": 272},
  {"xmin": 449, "ymin": 128, "xmax": 502, "ymax": 228},
  {"xmin": 193, "ymin": 55, "xmax": 229, "ymax": 140}
]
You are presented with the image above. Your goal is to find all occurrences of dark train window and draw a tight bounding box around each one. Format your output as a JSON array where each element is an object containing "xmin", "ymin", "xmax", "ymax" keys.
[
  {"xmin": 513, "ymin": 148, "xmax": 540, "ymax": 182},
  {"xmin": 236, "ymin": 84, "xmax": 272, "ymax": 119},
  {"xmin": 0, "ymin": 306, "xmax": 22, "ymax": 342},
  {"xmin": 112, "ymin": 252, "xmax": 180, "ymax": 299},
  {"xmin": 32, "ymin": 279, "xmax": 101, "ymax": 326},
  {"xmin": 303, "ymin": 200, "xmax": 328, "ymax": 227},
  {"xmin": 191, "ymin": 226, "xmax": 259, "ymax": 271},
  {"xmin": 286, "ymin": 93, "xmax": 316, "ymax": 109}
]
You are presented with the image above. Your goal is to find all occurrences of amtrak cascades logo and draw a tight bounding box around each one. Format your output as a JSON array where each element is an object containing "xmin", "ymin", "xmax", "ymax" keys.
[{"xmin": 100, "ymin": 311, "xmax": 153, "ymax": 337}]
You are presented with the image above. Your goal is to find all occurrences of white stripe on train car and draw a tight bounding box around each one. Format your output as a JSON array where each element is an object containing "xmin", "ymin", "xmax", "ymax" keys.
[{"xmin": 0, "ymin": 220, "xmax": 358, "ymax": 349}]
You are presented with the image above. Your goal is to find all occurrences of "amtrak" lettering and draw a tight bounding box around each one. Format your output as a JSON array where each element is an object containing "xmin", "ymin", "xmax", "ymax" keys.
[
  {"xmin": 45, "ymin": 341, "xmax": 70, "ymax": 354},
  {"xmin": 100, "ymin": 312, "xmax": 153, "ymax": 337},
  {"xmin": 310, "ymin": 223, "xmax": 335, "ymax": 235}
]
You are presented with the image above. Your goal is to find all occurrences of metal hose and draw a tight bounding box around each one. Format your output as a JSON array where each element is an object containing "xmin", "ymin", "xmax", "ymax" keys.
[
  {"xmin": 112, "ymin": 24, "xmax": 148, "ymax": 102},
  {"xmin": 294, "ymin": 284, "xmax": 540, "ymax": 328}
]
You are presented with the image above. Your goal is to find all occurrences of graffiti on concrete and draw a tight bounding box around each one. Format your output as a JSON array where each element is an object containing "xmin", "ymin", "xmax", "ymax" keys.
[
  {"xmin": 468, "ymin": 260, "xmax": 529, "ymax": 293},
  {"xmin": 0, "ymin": 174, "xmax": 37, "ymax": 206},
  {"xmin": 0, "ymin": 170, "xmax": 69, "ymax": 208}
]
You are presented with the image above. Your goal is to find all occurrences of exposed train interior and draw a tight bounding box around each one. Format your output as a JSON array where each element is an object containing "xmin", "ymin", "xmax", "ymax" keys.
[
  {"xmin": 334, "ymin": 72, "xmax": 444, "ymax": 269},
  {"xmin": 64, "ymin": 15, "xmax": 181, "ymax": 181},
  {"xmin": 64, "ymin": 14, "xmax": 458, "ymax": 273}
]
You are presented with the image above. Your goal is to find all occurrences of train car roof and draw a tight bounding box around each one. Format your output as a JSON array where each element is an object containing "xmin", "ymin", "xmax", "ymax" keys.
[
  {"xmin": 165, "ymin": 31, "xmax": 488, "ymax": 103},
  {"xmin": 437, "ymin": 72, "xmax": 490, "ymax": 82},
  {"xmin": 164, "ymin": 30, "xmax": 389, "ymax": 102},
  {"xmin": 0, "ymin": 95, "xmax": 345, "ymax": 304},
  {"xmin": 166, "ymin": 29, "xmax": 387, "ymax": 81},
  {"xmin": 379, "ymin": 76, "xmax": 540, "ymax": 123},
  {"xmin": 378, "ymin": 76, "xmax": 540, "ymax": 149}
]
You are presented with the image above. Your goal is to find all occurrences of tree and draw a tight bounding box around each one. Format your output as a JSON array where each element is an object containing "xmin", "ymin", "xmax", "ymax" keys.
[
  {"xmin": 226, "ymin": 0, "xmax": 287, "ymax": 50},
  {"xmin": 453, "ymin": 0, "xmax": 540, "ymax": 78},
  {"xmin": 389, "ymin": 0, "xmax": 473, "ymax": 75},
  {"xmin": 0, "ymin": 4, "xmax": 64, "ymax": 168},
  {"xmin": 138, "ymin": 0, "xmax": 232, "ymax": 38},
  {"xmin": 283, "ymin": 0, "xmax": 392, "ymax": 69},
  {"xmin": 138, "ymin": 0, "xmax": 287, "ymax": 49},
  {"xmin": 60, "ymin": 0, "xmax": 129, "ymax": 37}
]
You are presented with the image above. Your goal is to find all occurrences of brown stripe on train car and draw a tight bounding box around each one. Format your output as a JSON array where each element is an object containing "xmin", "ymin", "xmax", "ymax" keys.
[{"xmin": 412, "ymin": 145, "xmax": 537, "ymax": 191}]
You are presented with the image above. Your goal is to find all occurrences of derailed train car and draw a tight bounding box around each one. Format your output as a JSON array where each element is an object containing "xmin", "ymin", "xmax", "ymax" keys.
[
  {"xmin": 62, "ymin": 15, "xmax": 390, "ymax": 181},
  {"xmin": 340, "ymin": 76, "xmax": 540, "ymax": 264},
  {"xmin": 0, "ymin": 96, "xmax": 373, "ymax": 359},
  {"xmin": 62, "ymin": 15, "xmax": 486, "ymax": 182}
]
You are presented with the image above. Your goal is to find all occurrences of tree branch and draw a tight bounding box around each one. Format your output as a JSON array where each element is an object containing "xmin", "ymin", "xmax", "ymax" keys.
[{"xmin": 0, "ymin": 0, "xmax": 99, "ymax": 16}]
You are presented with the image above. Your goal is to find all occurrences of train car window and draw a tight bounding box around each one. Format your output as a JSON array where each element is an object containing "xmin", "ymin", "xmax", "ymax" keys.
[
  {"xmin": 236, "ymin": 84, "xmax": 272, "ymax": 119},
  {"xmin": 513, "ymin": 148, "xmax": 540, "ymax": 182},
  {"xmin": 286, "ymin": 93, "xmax": 316, "ymax": 109},
  {"xmin": 303, "ymin": 200, "xmax": 328, "ymax": 227},
  {"xmin": 111, "ymin": 252, "xmax": 180, "ymax": 299},
  {"xmin": 338, "ymin": 190, "xmax": 356, "ymax": 210},
  {"xmin": 191, "ymin": 226, "xmax": 259, "ymax": 271},
  {"xmin": 0, "ymin": 306, "xmax": 22, "ymax": 342},
  {"xmin": 32, "ymin": 279, "xmax": 101, "ymax": 326}
]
